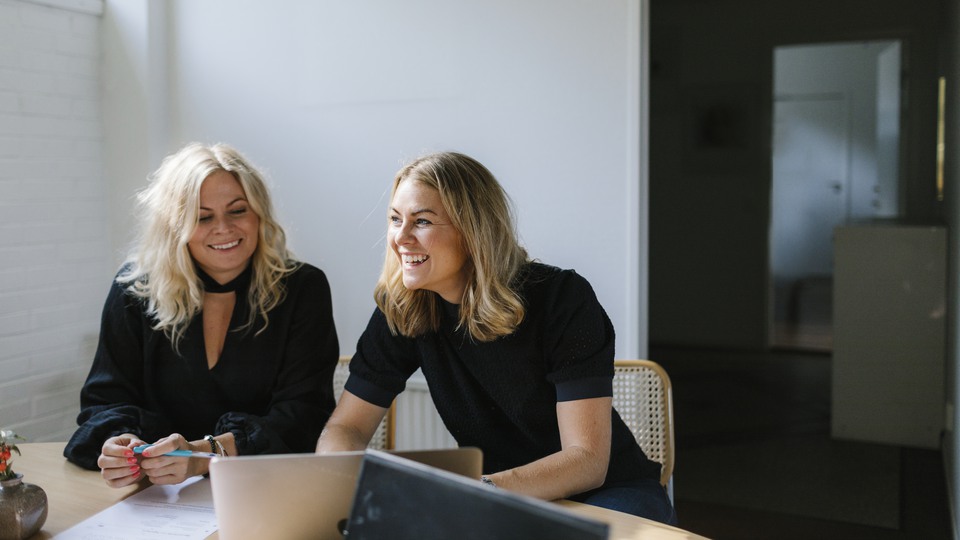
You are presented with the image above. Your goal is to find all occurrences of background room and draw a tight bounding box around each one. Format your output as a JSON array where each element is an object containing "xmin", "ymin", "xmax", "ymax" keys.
[{"xmin": 3, "ymin": 0, "xmax": 960, "ymax": 538}]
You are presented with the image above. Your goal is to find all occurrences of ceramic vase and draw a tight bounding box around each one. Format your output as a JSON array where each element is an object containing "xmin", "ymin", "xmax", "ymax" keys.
[{"xmin": 0, "ymin": 474, "xmax": 47, "ymax": 540}]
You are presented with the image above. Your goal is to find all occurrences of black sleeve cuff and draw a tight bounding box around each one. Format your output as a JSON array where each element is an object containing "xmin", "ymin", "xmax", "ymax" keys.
[
  {"xmin": 556, "ymin": 376, "xmax": 612, "ymax": 402},
  {"xmin": 64, "ymin": 404, "xmax": 177, "ymax": 471},
  {"xmin": 344, "ymin": 374, "xmax": 399, "ymax": 409}
]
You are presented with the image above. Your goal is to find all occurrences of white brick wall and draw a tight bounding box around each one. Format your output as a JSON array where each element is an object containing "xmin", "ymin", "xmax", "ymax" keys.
[{"xmin": 0, "ymin": 0, "xmax": 107, "ymax": 443}]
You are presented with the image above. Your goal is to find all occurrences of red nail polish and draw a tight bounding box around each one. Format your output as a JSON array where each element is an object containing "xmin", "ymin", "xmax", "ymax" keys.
[
  {"xmin": 124, "ymin": 449, "xmax": 134, "ymax": 457},
  {"xmin": 130, "ymin": 465, "xmax": 139, "ymax": 472},
  {"xmin": 127, "ymin": 457, "xmax": 137, "ymax": 464}
]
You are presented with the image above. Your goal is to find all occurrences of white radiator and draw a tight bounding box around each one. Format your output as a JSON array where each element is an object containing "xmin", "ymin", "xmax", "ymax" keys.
[{"xmin": 394, "ymin": 373, "xmax": 457, "ymax": 450}]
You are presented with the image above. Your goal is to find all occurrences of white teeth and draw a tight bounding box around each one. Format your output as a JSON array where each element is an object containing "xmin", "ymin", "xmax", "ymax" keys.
[
  {"xmin": 211, "ymin": 240, "xmax": 240, "ymax": 250},
  {"xmin": 402, "ymin": 254, "xmax": 428, "ymax": 264}
]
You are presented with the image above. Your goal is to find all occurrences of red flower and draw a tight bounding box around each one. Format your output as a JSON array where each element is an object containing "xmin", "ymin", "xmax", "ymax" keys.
[
  {"xmin": 0, "ymin": 462, "xmax": 6, "ymax": 472},
  {"xmin": 1, "ymin": 450, "xmax": 9, "ymax": 460}
]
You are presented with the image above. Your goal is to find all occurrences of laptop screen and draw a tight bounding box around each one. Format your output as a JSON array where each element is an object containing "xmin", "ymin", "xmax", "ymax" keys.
[{"xmin": 347, "ymin": 450, "xmax": 610, "ymax": 540}]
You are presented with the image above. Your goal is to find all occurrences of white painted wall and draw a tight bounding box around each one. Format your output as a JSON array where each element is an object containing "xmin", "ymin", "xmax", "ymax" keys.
[
  {"xmin": 105, "ymin": 0, "xmax": 648, "ymax": 360},
  {"xmin": 100, "ymin": 0, "xmax": 169, "ymax": 259},
  {"xmin": 0, "ymin": 0, "xmax": 108, "ymax": 441},
  {"xmin": 0, "ymin": 0, "xmax": 646, "ymax": 442}
]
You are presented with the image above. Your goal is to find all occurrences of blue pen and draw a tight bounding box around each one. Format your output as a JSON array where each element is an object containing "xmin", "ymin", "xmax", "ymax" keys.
[{"xmin": 133, "ymin": 444, "xmax": 218, "ymax": 458}]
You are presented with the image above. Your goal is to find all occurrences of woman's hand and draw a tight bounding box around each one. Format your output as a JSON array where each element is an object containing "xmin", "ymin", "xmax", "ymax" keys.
[
  {"xmin": 485, "ymin": 396, "xmax": 612, "ymax": 500},
  {"xmin": 97, "ymin": 433, "xmax": 147, "ymax": 488},
  {"xmin": 137, "ymin": 433, "xmax": 208, "ymax": 485}
]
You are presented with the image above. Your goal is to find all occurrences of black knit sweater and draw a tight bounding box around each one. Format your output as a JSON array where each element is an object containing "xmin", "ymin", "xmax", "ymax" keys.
[{"xmin": 346, "ymin": 262, "xmax": 661, "ymax": 488}]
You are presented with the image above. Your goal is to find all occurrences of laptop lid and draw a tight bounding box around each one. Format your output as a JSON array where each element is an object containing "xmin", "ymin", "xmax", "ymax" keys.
[
  {"xmin": 209, "ymin": 447, "xmax": 481, "ymax": 540},
  {"xmin": 347, "ymin": 450, "xmax": 610, "ymax": 540}
]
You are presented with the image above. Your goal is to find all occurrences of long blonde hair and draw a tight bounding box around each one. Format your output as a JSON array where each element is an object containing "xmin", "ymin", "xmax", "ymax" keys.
[
  {"xmin": 374, "ymin": 152, "xmax": 528, "ymax": 341},
  {"xmin": 118, "ymin": 142, "xmax": 297, "ymax": 350}
]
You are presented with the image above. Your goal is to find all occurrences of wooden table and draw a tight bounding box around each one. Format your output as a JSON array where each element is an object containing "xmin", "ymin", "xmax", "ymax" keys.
[{"xmin": 16, "ymin": 443, "xmax": 707, "ymax": 540}]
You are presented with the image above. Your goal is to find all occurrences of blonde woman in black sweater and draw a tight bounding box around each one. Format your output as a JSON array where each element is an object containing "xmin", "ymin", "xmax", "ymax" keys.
[
  {"xmin": 317, "ymin": 152, "xmax": 675, "ymax": 525},
  {"xmin": 66, "ymin": 143, "xmax": 338, "ymax": 487}
]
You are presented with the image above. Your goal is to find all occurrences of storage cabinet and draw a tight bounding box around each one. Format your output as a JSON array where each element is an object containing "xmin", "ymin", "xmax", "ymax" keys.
[{"xmin": 831, "ymin": 224, "xmax": 946, "ymax": 449}]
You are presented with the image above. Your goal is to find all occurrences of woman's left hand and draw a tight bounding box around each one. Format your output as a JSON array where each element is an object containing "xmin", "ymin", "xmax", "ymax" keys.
[
  {"xmin": 137, "ymin": 433, "xmax": 207, "ymax": 484},
  {"xmin": 486, "ymin": 396, "xmax": 613, "ymax": 500}
]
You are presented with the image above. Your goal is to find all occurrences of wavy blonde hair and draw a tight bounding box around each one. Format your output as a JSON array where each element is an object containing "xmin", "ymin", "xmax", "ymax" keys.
[
  {"xmin": 375, "ymin": 152, "xmax": 529, "ymax": 341},
  {"xmin": 118, "ymin": 142, "xmax": 297, "ymax": 350}
]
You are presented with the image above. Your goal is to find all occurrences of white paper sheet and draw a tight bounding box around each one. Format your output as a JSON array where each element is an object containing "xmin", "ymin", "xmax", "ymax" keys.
[{"xmin": 54, "ymin": 476, "xmax": 218, "ymax": 540}]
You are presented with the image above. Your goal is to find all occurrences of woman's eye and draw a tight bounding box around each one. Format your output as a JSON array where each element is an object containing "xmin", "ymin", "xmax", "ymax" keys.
[
  {"xmin": 229, "ymin": 207, "xmax": 247, "ymax": 216},
  {"xmin": 415, "ymin": 219, "xmax": 431, "ymax": 226},
  {"xmin": 389, "ymin": 216, "xmax": 401, "ymax": 225},
  {"xmin": 199, "ymin": 215, "xmax": 213, "ymax": 223}
]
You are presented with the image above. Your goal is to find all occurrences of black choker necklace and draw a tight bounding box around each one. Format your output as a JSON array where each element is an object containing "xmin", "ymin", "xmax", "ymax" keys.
[{"xmin": 196, "ymin": 264, "xmax": 252, "ymax": 293}]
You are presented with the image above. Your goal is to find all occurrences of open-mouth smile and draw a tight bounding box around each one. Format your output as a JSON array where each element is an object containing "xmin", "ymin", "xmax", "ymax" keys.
[
  {"xmin": 211, "ymin": 240, "xmax": 240, "ymax": 250},
  {"xmin": 402, "ymin": 254, "xmax": 429, "ymax": 265}
]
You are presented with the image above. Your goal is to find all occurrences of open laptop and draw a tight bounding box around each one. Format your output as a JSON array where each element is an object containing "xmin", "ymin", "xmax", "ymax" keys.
[
  {"xmin": 347, "ymin": 450, "xmax": 610, "ymax": 540},
  {"xmin": 209, "ymin": 447, "xmax": 481, "ymax": 540}
]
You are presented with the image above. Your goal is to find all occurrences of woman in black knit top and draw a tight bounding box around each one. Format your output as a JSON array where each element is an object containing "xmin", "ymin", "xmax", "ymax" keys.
[{"xmin": 316, "ymin": 152, "xmax": 675, "ymax": 524}]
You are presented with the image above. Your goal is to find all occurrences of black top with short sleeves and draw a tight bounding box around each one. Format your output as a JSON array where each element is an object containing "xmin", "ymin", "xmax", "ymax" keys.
[{"xmin": 346, "ymin": 262, "xmax": 661, "ymax": 487}]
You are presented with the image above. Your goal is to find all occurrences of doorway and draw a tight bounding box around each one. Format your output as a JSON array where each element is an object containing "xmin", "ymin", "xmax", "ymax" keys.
[{"xmin": 770, "ymin": 40, "xmax": 902, "ymax": 351}]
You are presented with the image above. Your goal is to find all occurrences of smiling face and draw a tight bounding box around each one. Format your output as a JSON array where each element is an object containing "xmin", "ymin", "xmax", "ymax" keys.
[
  {"xmin": 187, "ymin": 170, "xmax": 260, "ymax": 284},
  {"xmin": 388, "ymin": 180, "xmax": 470, "ymax": 303}
]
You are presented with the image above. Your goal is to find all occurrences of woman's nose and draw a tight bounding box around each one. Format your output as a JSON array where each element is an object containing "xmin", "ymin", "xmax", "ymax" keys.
[
  {"xmin": 211, "ymin": 215, "xmax": 231, "ymax": 233},
  {"xmin": 394, "ymin": 222, "xmax": 413, "ymax": 244}
]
